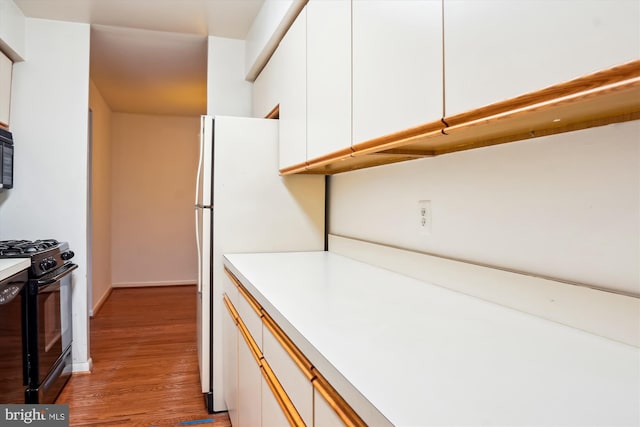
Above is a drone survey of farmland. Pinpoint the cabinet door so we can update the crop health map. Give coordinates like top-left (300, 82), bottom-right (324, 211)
top-left (238, 330), bottom-right (262, 427)
top-left (263, 326), bottom-right (313, 425)
top-left (237, 290), bottom-right (263, 352)
top-left (352, 0), bottom-right (443, 144)
top-left (261, 375), bottom-right (291, 427)
top-left (0, 50), bottom-right (12, 127)
top-left (314, 388), bottom-right (346, 427)
top-left (444, 0), bottom-right (640, 116)
top-left (253, 44), bottom-right (282, 119)
top-left (222, 297), bottom-right (239, 427)
top-left (306, 0), bottom-right (351, 161)
top-left (279, 7), bottom-right (307, 169)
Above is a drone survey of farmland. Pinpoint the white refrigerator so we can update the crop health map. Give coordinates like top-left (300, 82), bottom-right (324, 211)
top-left (194, 115), bottom-right (325, 413)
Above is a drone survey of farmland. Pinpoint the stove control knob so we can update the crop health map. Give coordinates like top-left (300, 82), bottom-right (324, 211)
top-left (61, 251), bottom-right (75, 261)
top-left (40, 258), bottom-right (57, 271)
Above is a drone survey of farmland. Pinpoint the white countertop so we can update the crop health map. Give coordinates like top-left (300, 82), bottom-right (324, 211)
top-left (0, 258), bottom-right (30, 281)
top-left (224, 251), bottom-right (639, 427)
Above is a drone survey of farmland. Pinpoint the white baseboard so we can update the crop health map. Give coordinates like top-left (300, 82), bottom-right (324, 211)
top-left (328, 234), bottom-right (640, 347)
top-left (72, 358), bottom-right (93, 373)
top-left (112, 280), bottom-right (197, 288)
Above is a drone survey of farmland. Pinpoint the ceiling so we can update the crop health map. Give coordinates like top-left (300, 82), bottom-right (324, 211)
top-left (13, 0), bottom-right (265, 116)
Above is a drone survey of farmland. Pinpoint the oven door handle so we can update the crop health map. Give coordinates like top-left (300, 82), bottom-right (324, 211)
top-left (35, 263), bottom-right (78, 287)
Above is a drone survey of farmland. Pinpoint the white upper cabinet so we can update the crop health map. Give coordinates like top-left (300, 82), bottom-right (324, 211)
top-left (0, 50), bottom-right (12, 128)
top-left (0, 0), bottom-right (26, 60)
top-left (252, 43), bottom-right (282, 119)
top-left (352, 0), bottom-right (443, 144)
top-left (278, 7), bottom-right (307, 169)
top-left (306, 0), bottom-right (352, 160)
top-left (444, 0), bottom-right (640, 116)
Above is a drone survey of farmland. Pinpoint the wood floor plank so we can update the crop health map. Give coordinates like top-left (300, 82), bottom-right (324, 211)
top-left (56, 286), bottom-right (231, 427)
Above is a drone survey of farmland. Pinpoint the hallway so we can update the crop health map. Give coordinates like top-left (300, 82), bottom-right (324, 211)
top-left (56, 286), bottom-right (230, 427)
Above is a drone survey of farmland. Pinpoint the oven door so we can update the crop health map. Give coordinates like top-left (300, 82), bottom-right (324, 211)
top-left (26, 263), bottom-right (77, 387)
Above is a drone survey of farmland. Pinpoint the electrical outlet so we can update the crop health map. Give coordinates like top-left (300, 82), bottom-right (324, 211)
top-left (418, 200), bottom-right (432, 235)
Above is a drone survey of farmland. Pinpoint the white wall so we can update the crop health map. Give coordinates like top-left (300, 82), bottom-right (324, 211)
top-left (330, 121), bottom-right (640, 296)
top-left (110, 113), bottom-right (199, 287)
top-left (0, 18), bottom-right (91, 371)
top-left (207, 36), bottom-right (252, 117)
top-left (89, 80), bottom-right (112, 314)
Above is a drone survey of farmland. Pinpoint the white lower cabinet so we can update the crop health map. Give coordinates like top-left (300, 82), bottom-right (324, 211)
top-left (222, 299), bottom-right (239, 427)
top-left (263, 326), bottom-right (313, 425)
top-left (224, 268), bottom-right (365, 427)
top-left (222, 277), bottom-right (239, 427)
top-left (236, 289), bottom-right (263, 352)
top-left (261, 375), bottom-right (290, 427)
top-left (237, 332), bottom-right (262, 427)
top-left (314, 388), bottom-right (345, 427)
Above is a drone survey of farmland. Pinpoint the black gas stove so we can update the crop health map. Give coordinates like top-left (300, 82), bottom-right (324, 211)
top-left (0, 239), bottom-right (75, 278)
top-left (0, 238), bottom-right (76, 404)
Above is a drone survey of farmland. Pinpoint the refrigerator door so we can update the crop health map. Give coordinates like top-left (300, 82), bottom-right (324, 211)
top-left (196, 116), bottom-right (214, 403)
top-left (196, 206), bottom-right (212, 396)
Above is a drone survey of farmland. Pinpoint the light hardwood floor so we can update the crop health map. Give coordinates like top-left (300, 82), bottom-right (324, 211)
top-left (56, 286), bottom-right (231, 427)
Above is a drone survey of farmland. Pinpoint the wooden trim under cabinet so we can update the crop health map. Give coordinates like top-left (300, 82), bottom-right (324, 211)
top-left (265, 104), bottom-right (280, 119)
top-left (280, 59), bottom-right (640, 175)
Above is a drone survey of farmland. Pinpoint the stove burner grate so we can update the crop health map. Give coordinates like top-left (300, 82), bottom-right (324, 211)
top-left (0, 239), bottom-right (61, 256)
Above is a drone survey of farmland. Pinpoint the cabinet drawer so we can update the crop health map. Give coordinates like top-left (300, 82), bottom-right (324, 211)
top-left (237, 289), bottom-right (263, 352)
top-left (263, 324), bottom-right (313, 426)
top-left (222, 272), bottom-right (238, 307)
top-left (261, 375), bottom-right (291, 427)
top-left (314, 387), bottom-right (346, 427)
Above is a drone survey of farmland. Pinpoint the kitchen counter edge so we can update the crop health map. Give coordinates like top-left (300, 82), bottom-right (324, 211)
top-left (0, 258), bottom-right (30, 281)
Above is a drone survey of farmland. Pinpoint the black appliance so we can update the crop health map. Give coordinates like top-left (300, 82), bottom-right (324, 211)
top-left (0, 128), bottom-right (14, 191)
top-left (0, 239), bottom-right (76, 404)
top-left (0, 268), bottom-right (28, 403)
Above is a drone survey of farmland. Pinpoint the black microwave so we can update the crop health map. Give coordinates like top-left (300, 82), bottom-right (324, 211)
top-left (0, 128), bottom-right (13, 191)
